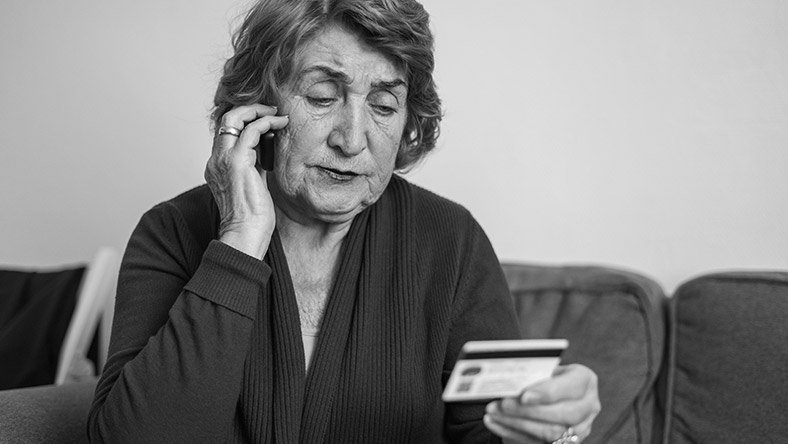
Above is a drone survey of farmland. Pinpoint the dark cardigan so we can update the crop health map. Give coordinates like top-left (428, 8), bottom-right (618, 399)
top-left (88, 176), bottom-right (521, 443)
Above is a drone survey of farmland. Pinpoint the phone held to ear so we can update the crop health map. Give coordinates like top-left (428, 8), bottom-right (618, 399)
top-left (255, 132), bottom-right (275, 171)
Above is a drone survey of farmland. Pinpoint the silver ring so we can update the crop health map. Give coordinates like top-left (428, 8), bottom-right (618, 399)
top-left (217, 125), bottom-right (242, 137)
top-left (551, 427), bottom-right (579, 444)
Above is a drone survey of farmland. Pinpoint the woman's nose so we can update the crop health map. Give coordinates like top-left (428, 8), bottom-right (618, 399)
top-left (328, 102), bottom-right (367, 156)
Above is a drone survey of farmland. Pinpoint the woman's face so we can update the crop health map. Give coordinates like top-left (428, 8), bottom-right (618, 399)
top-left (269, 24), bottom-right (408, 225)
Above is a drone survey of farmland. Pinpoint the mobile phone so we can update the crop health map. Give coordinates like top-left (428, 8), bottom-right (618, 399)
top-left (442, 339), bottom-right (568, 402)
top-left (255, 132), bottom-right (275, 171)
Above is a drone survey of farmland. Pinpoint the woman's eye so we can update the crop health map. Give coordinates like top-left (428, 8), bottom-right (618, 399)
top-left (306, 96), bottom-right (336, 107)
top-left (371, 104), bottom-right (396, 116)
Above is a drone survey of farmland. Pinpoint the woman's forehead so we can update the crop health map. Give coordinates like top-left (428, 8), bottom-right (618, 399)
top-left (292, 25), bottom-right (407, 89)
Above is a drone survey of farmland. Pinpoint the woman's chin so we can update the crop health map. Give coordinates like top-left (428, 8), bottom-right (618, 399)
top-left (305, 196), bottom-right (368, 224)
top-left (272, 170), bottom-right (389, 226)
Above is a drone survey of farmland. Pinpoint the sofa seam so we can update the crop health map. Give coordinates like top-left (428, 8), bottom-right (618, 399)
top-left (661, 292), bottom-right (679, 444)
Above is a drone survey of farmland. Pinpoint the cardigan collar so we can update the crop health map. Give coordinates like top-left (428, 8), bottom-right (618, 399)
top-left (264, 203), bottom-right (371, 443)
top-left (257, 176), bottom-right (413, 443)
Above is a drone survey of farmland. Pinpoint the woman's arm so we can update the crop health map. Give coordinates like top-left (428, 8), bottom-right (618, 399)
top-left (87, 202), bottom-right (269, 443)
top-left (89, 104), bottom-right (286, 442)
top-left (442, 221), bottom-right (522, 444)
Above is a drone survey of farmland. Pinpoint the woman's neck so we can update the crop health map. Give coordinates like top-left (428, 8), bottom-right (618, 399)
top-left (274, 205), bottom-right (352, 256)
top-left (274, 205), bottom-right (349, 332)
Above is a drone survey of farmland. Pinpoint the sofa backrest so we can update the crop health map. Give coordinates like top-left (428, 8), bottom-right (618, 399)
top-left (501, 263), bottom-right (667, 444)
top-left (663, 271), bottom-right (788, 443)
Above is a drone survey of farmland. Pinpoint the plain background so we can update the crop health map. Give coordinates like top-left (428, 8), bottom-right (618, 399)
top-left (1, 0), bottom-right (786, 293)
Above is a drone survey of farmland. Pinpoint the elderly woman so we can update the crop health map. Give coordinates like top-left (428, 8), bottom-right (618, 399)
top-left (88, 0), bottom-right (599, 442)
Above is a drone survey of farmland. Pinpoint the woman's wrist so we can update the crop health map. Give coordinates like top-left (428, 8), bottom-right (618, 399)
top-left (218, 224), bottom-right (273, 260)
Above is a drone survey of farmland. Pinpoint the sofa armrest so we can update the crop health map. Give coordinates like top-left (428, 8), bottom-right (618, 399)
top-left (0, 380), bottom-right (96, 443)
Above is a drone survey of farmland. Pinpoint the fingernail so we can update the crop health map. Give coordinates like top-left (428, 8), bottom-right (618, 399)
top-left (520, 390), bottom-right (544, 404)
top-left (484, 412), bottom-right (502, 424)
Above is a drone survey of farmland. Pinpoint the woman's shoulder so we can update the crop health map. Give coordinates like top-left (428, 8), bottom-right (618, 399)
top-left (161, 184), bottom-right (216, 215)
top-left (137, 184), bottom-right (219, 251)
top-left (384, 176), bottom-right (485, 257)
top-left (384, 176), bottom-right (502, 289)
top-left (387, 175), bottom-right (477, 228)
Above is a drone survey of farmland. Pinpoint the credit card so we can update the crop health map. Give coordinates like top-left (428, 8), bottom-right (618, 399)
top-left (442, 339), bottom-right (568, 402)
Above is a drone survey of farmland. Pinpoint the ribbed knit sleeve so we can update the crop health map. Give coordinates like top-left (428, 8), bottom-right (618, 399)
top-left (87, 199), bottom-right (270, 443)
top-left (443, 217), bottom-right (522, 443)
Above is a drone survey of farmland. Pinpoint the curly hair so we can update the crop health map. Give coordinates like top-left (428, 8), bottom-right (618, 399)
top-left (212, 0), bottom-right (442, 171)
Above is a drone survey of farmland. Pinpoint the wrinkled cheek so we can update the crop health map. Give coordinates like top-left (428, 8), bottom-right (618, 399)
top-left (274, 117), bottom-right (310, 175)
top-left (382, 135), bottom-right (402, 171)
top-left (366, 156), bottom-right (397, 203)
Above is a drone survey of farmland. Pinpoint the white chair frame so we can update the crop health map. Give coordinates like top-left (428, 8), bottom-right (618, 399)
top-left (55, 247), bottom-right (119, 385)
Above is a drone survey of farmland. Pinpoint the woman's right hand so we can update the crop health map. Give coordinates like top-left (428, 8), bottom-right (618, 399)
top-left (204, 104), bottom-right (289, 260)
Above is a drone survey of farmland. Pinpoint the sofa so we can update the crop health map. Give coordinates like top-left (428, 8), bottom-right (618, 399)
top-left (1, 264), bottom-right (786, 443)
top-left (501, 264), bottom-right (788, 444)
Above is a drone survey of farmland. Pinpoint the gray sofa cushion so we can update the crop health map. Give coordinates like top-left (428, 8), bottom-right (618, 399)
top-left (0, 380), bottom-right (96, 443)
top-left (501, 263), bottom-right (667, 444)
top-left (664, 271), bottom-right (788, 443)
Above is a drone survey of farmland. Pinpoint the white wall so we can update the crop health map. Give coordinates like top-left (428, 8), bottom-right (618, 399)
top-left (2, 0), bottom-right (786, 292)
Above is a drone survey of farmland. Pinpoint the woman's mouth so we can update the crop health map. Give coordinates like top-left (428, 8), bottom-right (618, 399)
top-left (318, 166), bottom-right (358, 182)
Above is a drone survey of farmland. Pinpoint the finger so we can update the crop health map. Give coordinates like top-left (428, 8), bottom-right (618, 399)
top-left (489, 396), bottom-right (600, 442)
top-left (486, 412), bottom-right (575, 443)
top-left (571, 410), bottom-right (596, 441)
top-left (234, 115), bottom-right (290, 152)
top-left (518, 364), bottom-right (597, 405)
top-left (219, 104), bottom-right (278, 130)
top-left (488, 400), bottom-right (569, 439)
top-left (225, 115), bottom-right (289, 172)
top-left (483, 414), bottom-right (535, 443)
top-left (497, 386), bottom-right (599, 425)
top-left (214, 104), bottom-right (279, 153)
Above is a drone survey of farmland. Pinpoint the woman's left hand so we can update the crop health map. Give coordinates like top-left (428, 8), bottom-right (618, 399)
top-left (484, 364), bottom-right (601, 443)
